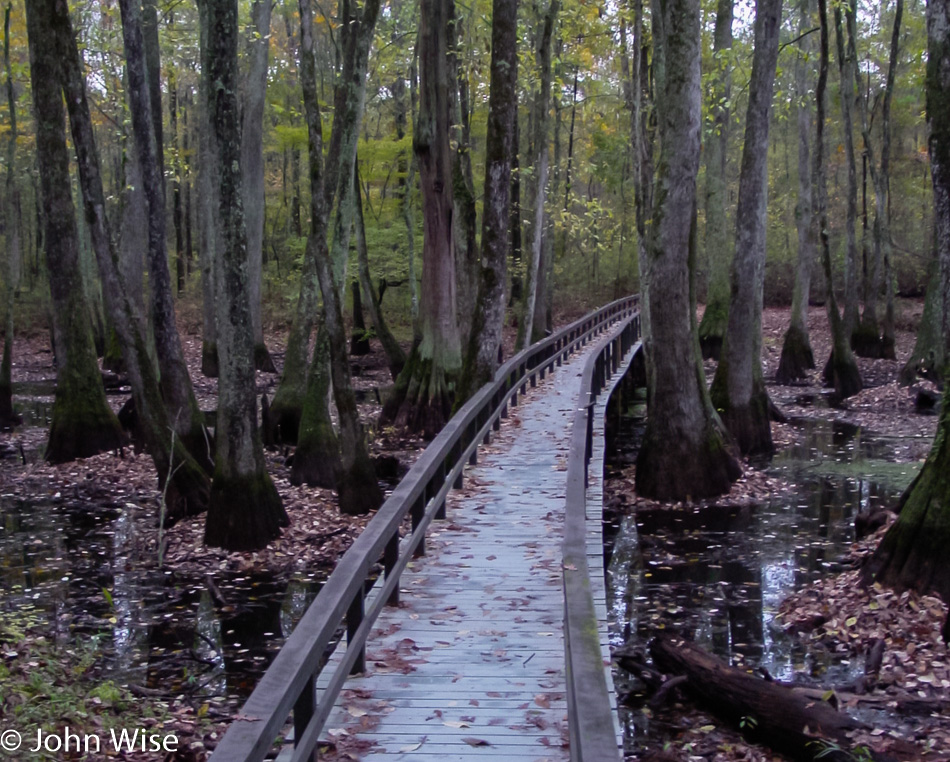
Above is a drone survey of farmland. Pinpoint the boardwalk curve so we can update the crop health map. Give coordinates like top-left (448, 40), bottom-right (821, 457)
top-left (210, 298), bottom-right (639, 762)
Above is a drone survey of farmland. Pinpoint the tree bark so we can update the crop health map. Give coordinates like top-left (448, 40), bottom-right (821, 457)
top-left (381, 0), bottom-right (462, 438)
top-left (697, 0), bottom-right (733, 361)
top-left (26, 0), bottom-right (125, 464)
top-left (635, 0), bottom-right (741, 501)
top-left (709, 0), bottom-right (782, 456)
top-left (816, 0), bottom-right (862, 400)
top-left (197, 0), bottom-right (219, 378)
top-left (833, 3), bottom-right (861, 338)
top-left (1, 1), bottom-right (19, 427)
top-left (457, 0), bottom-right (518, 405)
top-left (242, 0), bottom-right (276, 372)
top-left (119, 0), bottom-right (209, 458)
top-left (200, 0), bottom-right (288, 550)
top-left (517, 0), bottom-right (559, 350)
top-left (55, 0), bottom-right (211, 521)
top-left (865, 0), bottom-right (950, 606)
top-left (777, 0), bottom-right (818, 384)
top-left (298, 0), bottom-right (382, 514)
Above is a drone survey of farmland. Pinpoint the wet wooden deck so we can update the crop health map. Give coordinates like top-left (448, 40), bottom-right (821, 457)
top-left (292, 340), bottom-right (619, 761)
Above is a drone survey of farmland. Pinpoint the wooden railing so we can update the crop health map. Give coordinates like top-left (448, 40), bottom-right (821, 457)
top-left (209, 295), bottom-right (639, 762)
top-left (562, 305), bottom-right (641, 762)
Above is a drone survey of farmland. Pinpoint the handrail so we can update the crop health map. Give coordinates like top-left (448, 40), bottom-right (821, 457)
top-left (209, 295), bottom-right (639, 762)
top-left (562, 306), bottom-right (641, 762)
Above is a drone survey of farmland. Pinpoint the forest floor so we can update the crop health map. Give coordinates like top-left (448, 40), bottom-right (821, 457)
top-left (1, 299), bottom-right (947, 761)
top-left (607, 301), bottom-right (950, 762)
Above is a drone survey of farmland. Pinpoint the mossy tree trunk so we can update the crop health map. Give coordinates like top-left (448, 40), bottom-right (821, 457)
top-left (119, 0), bottom-right (209, 464)
top-left (1, 2), bottom-right (19, 428)
top-left (381, 0), bottom-right (462, 438)
top-left (26, 0), bottom-right (125, 463)
top-left (867, 0), bottom-right (950, 605)
top-left (298, 0), bottom-right (382, 515)
top-left (291, 324), bottom-right (341, 488)
top-left (55, 0), bottom-right (211, 521)
top-left (457, 0), bottom-right (517, 406)
top-left (201, 0), bottom-right (288, 551)
top-left (697, 0), bottom-right (733, 361)
top-left (816, 0), bottom-right (862, 401)
top-left (710, 0), bottom-right (782, 457)
top-left (242, 0), bottom-right (276, 373)
top-left (635, 0), bottom-right (741, 502)
top-left (777, 0), bottom-right (817, 384)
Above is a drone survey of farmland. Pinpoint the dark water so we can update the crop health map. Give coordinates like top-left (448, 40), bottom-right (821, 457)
top-left (0, 495), bottom-right (322, 704)
top-left (604, 403), bottom-right (923, 752)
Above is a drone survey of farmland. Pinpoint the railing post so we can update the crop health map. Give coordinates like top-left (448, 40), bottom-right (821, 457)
top-left (411, 497), bottom-right (425, 557)
top-left (435, 464), bottom-right (447, 519)
top-left (347, 587), bottom-right (366, 674)
top-left (385, 533), bottom-right (400, 606)
top-left (293, 675), bottom-right (316, 759)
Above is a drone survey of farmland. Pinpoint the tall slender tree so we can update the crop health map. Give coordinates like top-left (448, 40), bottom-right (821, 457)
top-left (777, 0), bottom-right (818, 384)
top-left (1, 1), bottom-right (19, 427)
top-left (817, 0), bottom-right (862, 399)
top-left (518, 0), bottom-right (559, 349)
top-left (709, 0), bottom-right (783, 456)
top-left (26, 0), bottom-right (125, 464)
top-left (635, 0), bottom-right (741, 501)
top-left (381, 0), bottom-right (462, 437)
top-left (242, 0), bottom-right (276, 372)
top-left (457, 0), bottom-right (518, 403)
top-left (697, 0), bottom-right (734, 360)
top-left (297, 0), bottom-right (382, 514)
top-left (200, 0), bottom-right (288, 550)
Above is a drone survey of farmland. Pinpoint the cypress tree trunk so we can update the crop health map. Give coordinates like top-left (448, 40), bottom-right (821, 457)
top-left (449, 9), bottom-right (479, 349)
top-left (817, 0), bottom-right (862, 400)
top-left (710, 0), bottom-right (782, 457)
top-left (201, 0), bottom-right (288, 551)
top-left (1, 2), bottom-right (19, 427)
top-left (26, 0), bottom-right (125, 463)
top-left (291, 324), bottom-right (341, 488)
top-left (298, 0), bottom-right (382, 515)
top-left (517, 0), bottom-right (559, 350)
top-left (833, 3), bottom-right (861, 339)
top-left (635, 0), bottom-right (741, 501)
top-left (242, 0), bottom-right (276, 372)
top-left (777, 0), bottom-right (818, 384)
top-left (55, 0), bottom-right (211, 521)
top-left (119, 0), bottom-right (209, 461)
top-left (381, 0), bottom-right (463, 438)
top-left (697, 0), bottom-right (733, 361)
top-left (457, 0), bottom-right (518, 405)
top-left (197, 0), bottom-right (219, 378)
top-left (866, 0), bottom-right (950, 597)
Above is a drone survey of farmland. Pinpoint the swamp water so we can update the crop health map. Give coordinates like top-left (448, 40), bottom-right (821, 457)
top-left (605, 404), bottom-right (927, 753)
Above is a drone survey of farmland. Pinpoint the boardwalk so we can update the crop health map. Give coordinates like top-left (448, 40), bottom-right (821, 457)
top-left (308, 339), bottom-right (615, 761)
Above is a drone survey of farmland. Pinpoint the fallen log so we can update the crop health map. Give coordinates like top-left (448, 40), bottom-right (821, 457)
top-left (649, 635), bottom-right (899, 762)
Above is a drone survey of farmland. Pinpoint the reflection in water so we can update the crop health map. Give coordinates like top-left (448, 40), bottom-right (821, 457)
top-left (605, 412), bottom-right (907, 753)
top-left (0, 496), bottom-right (322, 705)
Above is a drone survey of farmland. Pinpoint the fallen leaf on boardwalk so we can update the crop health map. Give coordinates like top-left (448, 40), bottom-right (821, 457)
top-left (443, 720), bottom-right (471, 728)
top-left (534, 694), bottom-right (551, 708)
top-left (399, 740), bottom-right (425, 752)
top-left (462, 737), bottom-right (492, 747)
top-left (346, 706), bottom-right (368, 718)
